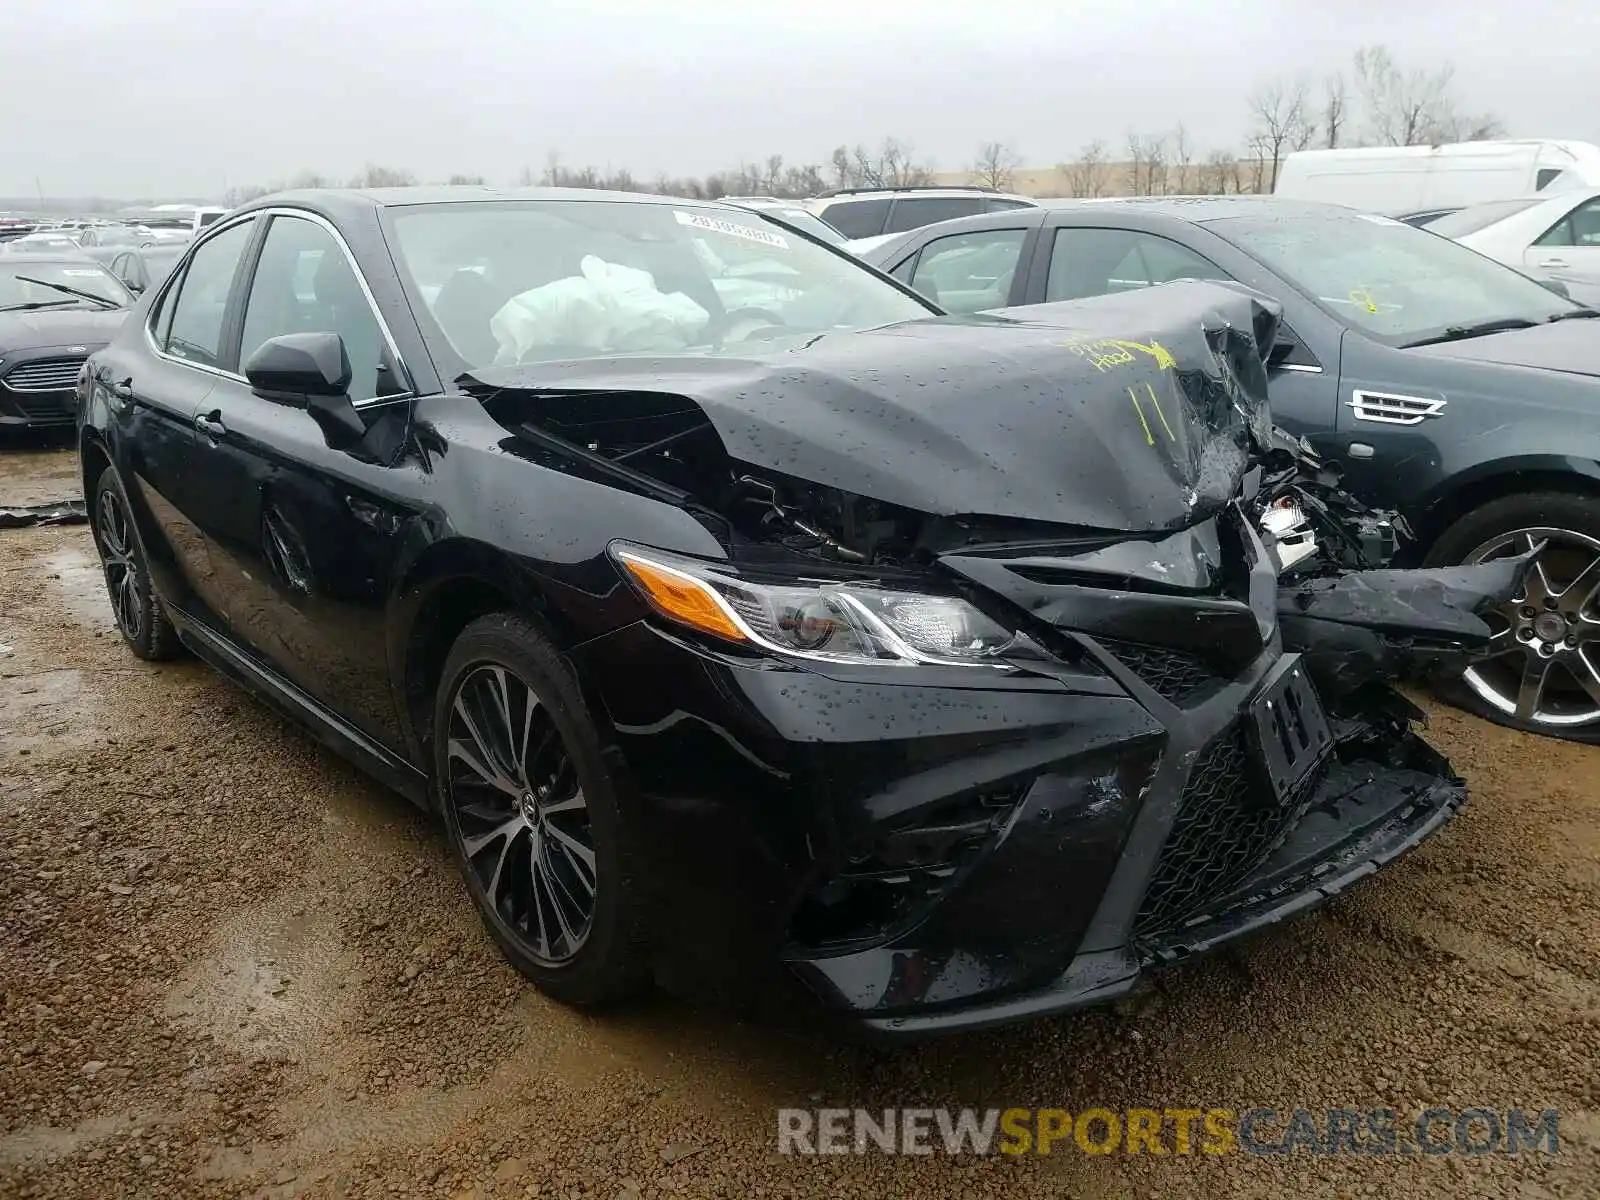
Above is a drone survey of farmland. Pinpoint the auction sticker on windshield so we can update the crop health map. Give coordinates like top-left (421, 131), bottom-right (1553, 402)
top-left (675, 210), bottom-right (789, 249)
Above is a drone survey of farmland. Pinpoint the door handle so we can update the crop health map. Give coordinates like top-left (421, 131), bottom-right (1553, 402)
top-left (1538, 257), bottom-right (1570, 268)
top-left (110, 377), bottom-right (134, 400)
top-left (195, 409), bottom-right (227, 439)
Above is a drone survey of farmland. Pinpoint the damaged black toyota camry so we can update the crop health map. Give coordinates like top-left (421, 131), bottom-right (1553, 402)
top-left (77, 189), bottom-right (1523, 1036)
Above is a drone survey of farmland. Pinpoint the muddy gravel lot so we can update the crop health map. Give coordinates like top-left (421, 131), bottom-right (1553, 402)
top-left (2, 444), bottom-right (1598, 1200)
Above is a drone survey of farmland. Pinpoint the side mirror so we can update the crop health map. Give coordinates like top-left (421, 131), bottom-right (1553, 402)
top-left (244, 331), bottom-right (352, 397)
top-left (1536, 276), bottom-right (1571, 299)
top-left (243, 331), bottom-right (367, 448)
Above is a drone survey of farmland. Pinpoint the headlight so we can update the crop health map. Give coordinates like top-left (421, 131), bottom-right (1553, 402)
top-left (612, 545), bottom-right (1044, 669)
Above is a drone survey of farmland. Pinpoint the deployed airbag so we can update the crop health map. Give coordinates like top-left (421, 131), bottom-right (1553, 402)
top-left (491, 256), bottom-right (710, 363)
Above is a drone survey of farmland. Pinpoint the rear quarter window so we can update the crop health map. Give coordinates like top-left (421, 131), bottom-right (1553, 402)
top-left (821, 199), bottom-right (891, 239)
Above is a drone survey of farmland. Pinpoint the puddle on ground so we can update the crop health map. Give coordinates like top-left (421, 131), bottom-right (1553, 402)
top-left (43, 547), bottom-right (115, 630)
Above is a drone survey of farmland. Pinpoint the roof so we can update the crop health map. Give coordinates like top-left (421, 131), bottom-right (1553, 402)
top-left (1035, 194), bottom-right (1359, 221)
top-left (234, 186), bottom-right (732, 222)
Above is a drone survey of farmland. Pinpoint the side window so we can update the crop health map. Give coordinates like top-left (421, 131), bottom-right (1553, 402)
top-left (909, 229), bottom-right (1027, 313)
top-left (1535, 168), bottom-right (1566, 191)
top-left (1046, 228), bottom-right (1229, 302)
top-left (821, 199), bottom-right (891, 239)
top-left (884, 196), bottom-right (985, 234)
top-left (986, 198), bottom-right (1033, 212)
top-left (1536, 217), bottom-right (1576, 247)
top-left (162, 219), bottom-right (255, 368)
top-left (1567, 198), bottom-right (1600, 246)
top-left (240, 215), bottom-right (394, 403)
top-left (890, 253), bottom-right (918, 285)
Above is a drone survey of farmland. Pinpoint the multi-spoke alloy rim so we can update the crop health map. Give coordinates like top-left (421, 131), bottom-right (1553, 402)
top-left (1463, 527), bottom-right (1600, 728)
top-left (445, 664), bottom-right (597, 964)
top-left (96, 488), bottom-right (144, 642)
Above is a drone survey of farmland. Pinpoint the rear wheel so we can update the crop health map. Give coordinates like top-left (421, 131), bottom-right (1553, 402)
top-left (91, 469), bottom-right (178, 661)
top-left (1426, 491), bottom-right (1600, 741)
top-left (433, 613), bottom-right (651, 1006)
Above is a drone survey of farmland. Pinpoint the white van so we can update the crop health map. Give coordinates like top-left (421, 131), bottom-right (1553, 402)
top-left (1273, 140), bottom-right (1600, 217)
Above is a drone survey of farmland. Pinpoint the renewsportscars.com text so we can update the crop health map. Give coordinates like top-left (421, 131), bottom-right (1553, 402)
top-left (776, 1106), bottom-right (1561, 1157)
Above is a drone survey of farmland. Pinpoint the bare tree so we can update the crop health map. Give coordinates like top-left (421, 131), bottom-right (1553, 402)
top-left (348, 164), bottom-right (417, 189)
top-left (1204, 150), bottom-right (1243, 194)
top-left (1169, 123), bottom-right (1195, 194)
top-left (1352, 45), bottom-right (1504, 146)
top-left (1247, 76), bottom-right (1314, 191)
top-left (1126, 131), bottom-right (1168, 196)
top-left (971, 141), bottom-right (1021, 191)
top-left (1062, 140), bottom-right (1111, 198)
top-left (1322, 74), bottom-right (1350, 149)
top-left (828, 146), bottom-right (852, 189)
top-left (848, 138), bottom-right (933, 189)
top-left (445, 173), bottom-right (485, 186)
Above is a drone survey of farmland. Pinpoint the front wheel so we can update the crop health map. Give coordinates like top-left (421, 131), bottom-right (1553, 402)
top-left (433, 613), bottom-right (651, 1006)
top-left (1426, 491), bottom-right (1600, 741)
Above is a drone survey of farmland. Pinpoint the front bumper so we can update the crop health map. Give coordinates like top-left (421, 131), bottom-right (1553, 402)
top-left (0, 347), bottom-right (95, 429)
top-left (572, 606), bottom-right (1464, 1036)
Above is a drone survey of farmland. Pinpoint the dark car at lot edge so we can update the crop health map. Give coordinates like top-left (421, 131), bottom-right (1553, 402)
top-left (0, 254), bottom-right (134, 430)
top-left (76, 188), bottom-right (1510, 1036)
top-left (858, 195), bottom-right (1600, 742)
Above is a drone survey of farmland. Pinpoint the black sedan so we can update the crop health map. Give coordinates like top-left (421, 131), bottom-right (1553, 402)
top-left (77, 188), bottom-right (1507, 1035)
top-left (0, 255), bottom-right (134, 430)
top-left (860, 196), bottom-right (1600, 742)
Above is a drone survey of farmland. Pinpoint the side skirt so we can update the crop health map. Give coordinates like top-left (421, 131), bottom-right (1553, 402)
top-left (169, 609), bottom-right (431, 809)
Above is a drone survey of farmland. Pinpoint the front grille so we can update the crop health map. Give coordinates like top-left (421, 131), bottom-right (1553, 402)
top-left (0, 387), bottom-right (74, 425)
top-left (1133, 724), bottom-right (1316, 939)
top-left (1101, 639), bottom-right (1218, 703)
top-left (4, 355), bottom-right (87, 392)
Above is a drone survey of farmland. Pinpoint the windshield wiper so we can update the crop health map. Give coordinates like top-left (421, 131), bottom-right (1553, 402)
top-left (1549, 307), bottom-right (1600, 322)
top-left (0, 299), bottom-right (83, 312)
top-left (1402, 317), bottom-right (1539, 348)
top-left (11, 276), bottom-right (121, 310)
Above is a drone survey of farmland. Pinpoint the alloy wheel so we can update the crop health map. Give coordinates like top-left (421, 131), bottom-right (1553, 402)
top-left (443, 664), bottom-right (597, 965)
top-left (1461, 527), bottom-right (1600, 729)
top-left (95, 487), bottom-right (144, 643)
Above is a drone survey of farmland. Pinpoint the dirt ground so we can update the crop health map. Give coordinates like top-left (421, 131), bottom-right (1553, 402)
top-left (2, 444), bottom-right (1598, 1200)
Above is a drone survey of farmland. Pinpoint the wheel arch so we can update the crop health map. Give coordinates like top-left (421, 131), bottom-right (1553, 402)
top-left (79, 428), bottom-right (113, 504)
top-left (1408, 455), bottom-right (1600, 561)
top-left (389, 538), bottom-right (584, 777)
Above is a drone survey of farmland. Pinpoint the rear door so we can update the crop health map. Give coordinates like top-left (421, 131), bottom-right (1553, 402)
top-left (883, 196), bottom-right (987, 235)
top-left (98, 216), bottom-right (259, 627)
top-left (1523, 196), bottom-right (1600, 287)
top-left (182, 210), bottom-right (418, 749)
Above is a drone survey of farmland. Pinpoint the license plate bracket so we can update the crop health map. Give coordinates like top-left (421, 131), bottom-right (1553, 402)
top-left (1246, 654), bottom-right (1333, 806)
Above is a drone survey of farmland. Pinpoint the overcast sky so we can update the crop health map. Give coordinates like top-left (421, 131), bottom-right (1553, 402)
top-left (4, 0), bottom-right (1596, 198)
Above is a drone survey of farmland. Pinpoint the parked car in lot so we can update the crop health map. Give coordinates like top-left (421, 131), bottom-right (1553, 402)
top-left (719, 196), bottom-right (849, 247)
top-left (806, 185), bottom-right (1037, 240)
top-left (0, 254), bottom-right (133, 429)
top-left (103, 244), bottom-right (187, 295)
top-left (1425, 189), bottom-right (1600, 293)
top-left (858, 196), bottom-right (1600, 741)
top-left (78, 188), bottom-right (1519, 1034)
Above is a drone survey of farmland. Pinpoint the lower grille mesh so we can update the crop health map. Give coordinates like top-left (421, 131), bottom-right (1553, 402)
top-left (1101, 639), bottom-right (1218, 703)
top-left (1134, 724), bottom-right (1316, 939)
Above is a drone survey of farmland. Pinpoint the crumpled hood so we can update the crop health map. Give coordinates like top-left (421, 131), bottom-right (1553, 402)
top-left (468, 281), bottom-right (1281, 534)
top-left (0, 306), bottom-right (126, 351)
top-left (1408, 318), bottom-right (1600, 379)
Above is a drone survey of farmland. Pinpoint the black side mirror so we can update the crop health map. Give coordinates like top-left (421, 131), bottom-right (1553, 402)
top-left (244, 331), bottom-right (352, 397)
top-left (244, 332), bottom-right (366, 448)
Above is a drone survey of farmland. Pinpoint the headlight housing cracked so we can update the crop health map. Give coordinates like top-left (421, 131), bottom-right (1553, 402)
top-left (612, 544), bottom-right (1045, 669)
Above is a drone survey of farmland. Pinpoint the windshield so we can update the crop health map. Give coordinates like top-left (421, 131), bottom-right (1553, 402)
top-left (1212, 211), bottom-right (1576, 346)
top-left (386, 200), bottom-right (931, 370)
top-left (0, 261), bottom-right (131, 308)
top-left (1425, 198), bottom-right (1546, 238)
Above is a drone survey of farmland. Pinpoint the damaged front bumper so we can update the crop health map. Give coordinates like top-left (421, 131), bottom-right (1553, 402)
top-left (569, 509), bottom-right (1509, 1038)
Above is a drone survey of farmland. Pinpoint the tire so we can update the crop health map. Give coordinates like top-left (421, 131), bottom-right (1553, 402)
top-left (1424, 490), bottom-right (1600, 743)
top-left (433, 613), bottom-right (651, 1006)
top-left (91, 468), bottom-right (179, 661)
